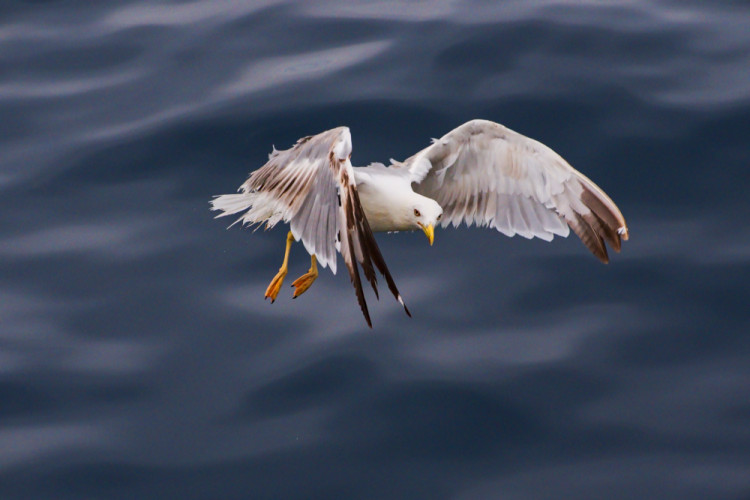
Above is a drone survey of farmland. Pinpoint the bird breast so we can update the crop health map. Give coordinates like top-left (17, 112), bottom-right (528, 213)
top-left (355, 173), bottom-right (416, 233)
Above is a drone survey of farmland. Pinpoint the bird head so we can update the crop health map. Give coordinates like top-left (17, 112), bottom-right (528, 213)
top-left (411, 199), bottom-right (443, 245)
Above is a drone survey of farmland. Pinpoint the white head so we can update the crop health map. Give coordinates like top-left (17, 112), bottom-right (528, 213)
top-left (409, 196), bottom-right (443, 245)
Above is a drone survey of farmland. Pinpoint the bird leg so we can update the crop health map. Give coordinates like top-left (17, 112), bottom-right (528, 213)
top-left (291, 255), bottom-right (318, 299)
top-left (265, 231), bottom-right (295, 303)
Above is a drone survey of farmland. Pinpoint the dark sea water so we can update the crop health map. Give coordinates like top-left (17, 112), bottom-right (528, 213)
top-left (2, 1), bottom-right (750, 498)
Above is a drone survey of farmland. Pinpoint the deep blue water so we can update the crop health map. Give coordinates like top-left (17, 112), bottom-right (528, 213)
top-left (2, 1), bottom-right (750, 498)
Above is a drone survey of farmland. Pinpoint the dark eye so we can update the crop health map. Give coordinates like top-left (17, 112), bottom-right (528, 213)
top-left (414, 209), bottom-right (421, 217)
top-left (437, 214), bottom-right (442, 221)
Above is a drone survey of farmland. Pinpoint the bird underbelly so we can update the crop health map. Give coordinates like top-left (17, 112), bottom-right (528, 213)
top-left (361, 202), bottom-right (409, 232)
top-left (358, 185), bottom-right (412, 232)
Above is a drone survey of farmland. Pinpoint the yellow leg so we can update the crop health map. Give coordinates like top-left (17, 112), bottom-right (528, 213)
top-left (265, 231), bottom-right (295, 303)
top-left (291, 255), bottom-right (318, 299)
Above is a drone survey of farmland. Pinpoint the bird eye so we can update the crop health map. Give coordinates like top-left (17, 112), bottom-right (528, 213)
top-left (414, 209), bottom-right (421, 217)
top-left (437, 214), bottom-right (442, 221)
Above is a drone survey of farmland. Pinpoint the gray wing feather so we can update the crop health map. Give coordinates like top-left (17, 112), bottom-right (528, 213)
top-left (401, 119), bottom-right (629, 262)
top-left (211, 128), bottom-right (348, 273)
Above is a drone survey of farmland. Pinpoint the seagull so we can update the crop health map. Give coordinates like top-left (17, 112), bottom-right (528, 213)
top-left (211, 119), bottom-right (628, 327)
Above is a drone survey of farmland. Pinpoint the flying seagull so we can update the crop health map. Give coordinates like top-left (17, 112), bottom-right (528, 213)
top-left (211, 119), bottom-right (628, 327)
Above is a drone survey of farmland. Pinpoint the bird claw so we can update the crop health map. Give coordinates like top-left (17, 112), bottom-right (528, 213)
top-left (264, 268), bottom-right (287, 303)
top-left (291, 270), bottom-right (318, 299)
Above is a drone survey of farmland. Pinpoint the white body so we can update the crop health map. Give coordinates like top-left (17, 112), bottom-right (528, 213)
top-left (354, 165), bottom-right (440, 232)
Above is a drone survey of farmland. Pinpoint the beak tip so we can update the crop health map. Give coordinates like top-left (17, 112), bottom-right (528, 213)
top-left (422, 224), bottom-right (435, 246)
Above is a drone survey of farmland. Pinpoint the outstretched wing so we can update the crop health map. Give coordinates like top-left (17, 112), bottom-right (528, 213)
top-left (399, 119), bottom-right (629, 262)
top-left (211, 127), bottom-right (409, 327)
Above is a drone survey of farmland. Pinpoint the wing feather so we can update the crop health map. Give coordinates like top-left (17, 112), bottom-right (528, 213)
top-left (401, 119), bottom-right (628, 262)
top-left (211, 127), bottom-right (408, 327)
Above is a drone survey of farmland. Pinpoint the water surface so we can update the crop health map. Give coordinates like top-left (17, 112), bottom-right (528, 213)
top-left (1, 1), bottom-right (749, 498)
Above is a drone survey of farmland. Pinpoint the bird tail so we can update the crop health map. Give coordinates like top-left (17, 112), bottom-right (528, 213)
top-left (211, 193), bottom-right (253, 216)
top-left (210, 193), bottom-right (255, 228)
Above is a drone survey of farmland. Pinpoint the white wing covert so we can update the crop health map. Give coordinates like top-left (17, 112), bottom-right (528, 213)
top-left (401, 119), bottom-right (629, 262)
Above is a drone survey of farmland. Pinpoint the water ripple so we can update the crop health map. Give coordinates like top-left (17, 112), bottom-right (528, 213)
top-left (218, 40), bottom-right (392, 99)
top-left (2, 1), bottom-right (750, 498)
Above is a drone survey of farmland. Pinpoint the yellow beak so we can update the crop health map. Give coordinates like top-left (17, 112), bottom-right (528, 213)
top-left (421, 224), bottom-right (435, 246)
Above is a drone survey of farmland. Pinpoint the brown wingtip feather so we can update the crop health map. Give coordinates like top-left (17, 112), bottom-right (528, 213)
top-left (336, 158), bottom-right (410, 328)
top-left (403, 300), bottom-right (412, 318)
top-left (569, 213), bottom-right (609, 264)
top-left (357, 200), bottom-right (412, 320)
top-left (568, 180), bottom-right (629, 263)
top-left (345, 229), bottom-right (373, 328)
